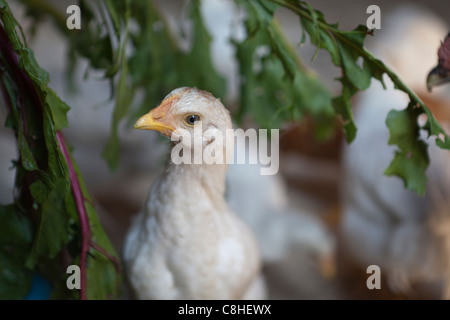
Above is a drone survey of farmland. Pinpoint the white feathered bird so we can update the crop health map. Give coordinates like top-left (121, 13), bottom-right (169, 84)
top-left (226, 155), bottom-right (336, 275)
top-left (123, 87), bottom-right (265, 300)
top-left (340, 6), bottom-right (450, 298)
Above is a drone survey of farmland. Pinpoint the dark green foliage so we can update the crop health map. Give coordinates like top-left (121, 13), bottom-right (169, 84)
top-left (385, 106), bottom-right (429, 195)
top-left (268, 0), bottom-right (450, 194)
top-left (0, 0), bottom-right (120, 299)
top-left (234, 0), bottom-right (334, 132)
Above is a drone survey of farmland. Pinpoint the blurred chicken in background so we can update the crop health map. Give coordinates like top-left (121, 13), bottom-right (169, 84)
top-left (227, 138), bottom-right (337, 299)
top-left (340, 6), bottom-right (450, 299)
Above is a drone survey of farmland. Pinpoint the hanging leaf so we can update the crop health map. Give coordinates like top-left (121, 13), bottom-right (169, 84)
top-left (385, 106), bottom-right (430, 195)
top-left (0, 1), bottom-right (121, 299)
top-left (263, 0), bottom-right (450, 193)
top-left (102, 25), bottom-right (132, 170)
top-left (234, 0), bottom-right (334, 134)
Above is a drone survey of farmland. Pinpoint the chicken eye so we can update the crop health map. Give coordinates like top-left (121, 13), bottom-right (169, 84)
top-left (184, 114), bottom-right (200, 126)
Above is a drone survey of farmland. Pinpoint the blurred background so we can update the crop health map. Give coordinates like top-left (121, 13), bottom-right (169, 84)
top-left (1, 0), bottom-right (450, 299)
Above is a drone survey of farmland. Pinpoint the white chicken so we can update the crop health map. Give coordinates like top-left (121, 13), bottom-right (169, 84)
top-left (340, 6), bottom-right (450, 298)
top-left (123, 87), bottom-right (265, 300)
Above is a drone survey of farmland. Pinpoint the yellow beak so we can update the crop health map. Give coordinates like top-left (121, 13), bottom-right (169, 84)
top-left (133, 110), bottom-right (175, 137)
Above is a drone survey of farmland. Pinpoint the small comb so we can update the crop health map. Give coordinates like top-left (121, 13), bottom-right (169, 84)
top-left (438, 33), bottom-right (450, 72)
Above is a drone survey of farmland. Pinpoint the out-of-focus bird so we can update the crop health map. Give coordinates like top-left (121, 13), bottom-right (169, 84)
top-left (226, 156), bottom-right (336, 278)
top-left (340, 6), bottom-right (450, 299)
top-left (123, 87), bottom-right (265, 300)
top-left (226, 161), bottom-right (337, 299)
top-left (427, 33), bottom-right (450, 91)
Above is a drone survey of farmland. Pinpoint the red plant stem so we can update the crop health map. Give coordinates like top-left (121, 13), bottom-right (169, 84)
top-left (56, 131), bottom-right (89, 300)
top-left (57, 131), bottom-right (122, 300)
top-left (91, 242), bottom-right (122, 274)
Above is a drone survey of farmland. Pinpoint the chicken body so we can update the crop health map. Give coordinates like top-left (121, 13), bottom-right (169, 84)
top-left (123, 87), bottom-right (264, 299)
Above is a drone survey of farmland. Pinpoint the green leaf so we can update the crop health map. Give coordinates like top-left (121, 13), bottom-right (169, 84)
top-left (85, 202), bottom-right (121, 299)
top-left (0, 205), bottom-right (33, 299)
top-left (102, 35), bottom-right (131, 170)
top-left (336, 40), bottom-right (371, 90)
top-left (292, 71), bottom-right (334, 117)
top-left (385, 106), bottom-right (429, 195)
top-left (0, 249), bottom-right (32, 299)
top-left (101, 129), bottom-right (120, 171)
top-left (43, 108), bottom-right (65, 180)
top-left (250, 0), bottom-right (279, 25)
top-left (332, 82), bottom-right (357, 142)
top-left (298, 10), bottom-right (339, 65)
top-left (101, 0), bottom-right (132, 170)
top-left (235, 0), bottom-right (335, 131)
top-left (0, 204), bottom-right (32, 246)
top-left (1, 72), bottom-right (20, 131)
top-left (104, 0), bottom-right (121, 35)
top-left (26, 178), bottom-right (70, 268)
top-left (29, 180), bottom-right (50, 205)
top-left (86, 248), bottom-right (119, 299)
top-left (45, 88), bottom-right (70, 130)
top-left (127, 0), bottom-right (180, 122)
top-left (18, 121), bottom-right (38, 171)
top-left (18, 48), bottom-right (49, 85)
